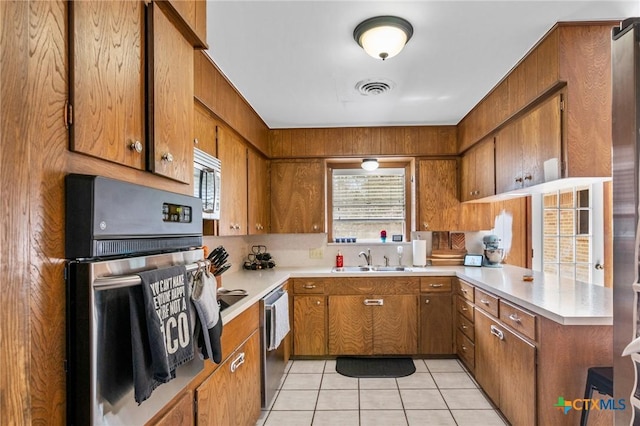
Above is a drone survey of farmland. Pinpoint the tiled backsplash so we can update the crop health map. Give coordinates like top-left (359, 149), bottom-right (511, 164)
top-left (203, 231), bottom-right (491, 273)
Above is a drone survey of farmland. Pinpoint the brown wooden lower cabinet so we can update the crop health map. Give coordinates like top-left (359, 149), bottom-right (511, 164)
top-left (149, 389), bottom-right (194, 426)
top-left (419, 293), bottom-right (454, 354)
top-left (196, 331), bottom-right (261, 426)
top-left (328, 294), bottom-right (418, 355)
top-left (475, 309), bottom-right (536, 426)
top-left (292, 295), bottom-right (327, 355)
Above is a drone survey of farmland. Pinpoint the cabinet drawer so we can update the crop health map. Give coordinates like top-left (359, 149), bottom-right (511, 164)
top-left (456, 328), bottom-right (475, 370)
top-left (457, 313), bottom-right (475, 341)
top-left (293, 279), bottom-right (325, 294)
top-left (499, 300), bottom-right (536, 341)
top-left (474, 288), bottom-right (499, 317)
top-left (456, 296), bottom-right (474, 322)
top-left (457, 279), bottom-right (475, 302)
top-left (421, 277), bottom-right (452, 293)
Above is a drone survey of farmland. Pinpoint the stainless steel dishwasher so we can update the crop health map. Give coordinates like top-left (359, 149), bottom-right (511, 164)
top-left (260, 285), bottom-right (289, 408)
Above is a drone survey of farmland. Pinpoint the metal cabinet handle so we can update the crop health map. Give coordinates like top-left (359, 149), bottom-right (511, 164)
top-left (303, 284), bottom-right (316, 289)
top-left (461, 345), bottom-right (468, 352)
top-left (460, 306), bottom-right (468, 311)
top-left (461, 324), bottom-right (467, 330)
top-left (315, 300), bottom-right (321, 306)
top-left (423, 222), bottom-right (429, 230)
top-left (230, 352), bottom-right (245, 373)
top-left (194, 138), bottom-right (199, 145)
top-left (461, 288), bottom-right (468, 294)
top-left (490, 325), bottom-right (504, 340)
top-left (364, 299), bottom-right (384, 306)
top-left (524, 173), bottom-right (532, 181)
top-left (130, 140), bottom-right (143, 153)
top-left (595, 263), bottom-right (604, 270)
top-left (480, 299), bottom-right (491, 305)
top-left (508, 313), bottom-right (522, 323)
top-left (162, 152), bottom-right (174, 163)
top-left (430, 283), bottom-right (444, 288)
top-left (515, 176), bottom-right (523, 183)
top-left (425, 299), bottom-right (430, 304)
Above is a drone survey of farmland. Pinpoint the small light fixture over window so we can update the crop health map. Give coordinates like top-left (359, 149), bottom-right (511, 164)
top-left (353, 16), bottom-right (413, 60)
top-left (361, 159), bottom-right (379, 171)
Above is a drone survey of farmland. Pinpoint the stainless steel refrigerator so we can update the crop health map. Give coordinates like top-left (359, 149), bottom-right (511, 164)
top-left (613, 17), bottom-right (640, 426)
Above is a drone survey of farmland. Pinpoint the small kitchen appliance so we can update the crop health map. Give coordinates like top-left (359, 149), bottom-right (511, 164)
top-left (482, 234), bottom-right (504, 267)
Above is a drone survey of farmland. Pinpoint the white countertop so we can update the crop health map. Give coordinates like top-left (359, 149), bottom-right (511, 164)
top-left (219, 264), bottom-right (612, 326)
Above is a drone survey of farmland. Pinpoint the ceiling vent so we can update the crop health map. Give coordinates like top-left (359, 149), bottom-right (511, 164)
top-left (355, 79), bottom-right (394, 96)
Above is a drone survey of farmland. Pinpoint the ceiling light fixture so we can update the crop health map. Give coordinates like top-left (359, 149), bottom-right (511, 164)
top-left (353, 16), bottom-right (413, 61)
top-left (361, 159), bottom-right (379, 171)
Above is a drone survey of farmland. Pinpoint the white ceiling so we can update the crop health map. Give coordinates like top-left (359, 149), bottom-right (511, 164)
top-left (206, 1), bottom-right (639, 129)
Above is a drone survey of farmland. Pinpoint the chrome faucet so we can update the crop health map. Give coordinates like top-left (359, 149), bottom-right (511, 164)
top-left (383, 255), bottom-right (390, 267)
top-left (359, 249), bottom-right (372, 266)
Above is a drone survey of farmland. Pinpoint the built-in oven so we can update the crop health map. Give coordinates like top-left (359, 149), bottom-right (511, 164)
top-left (260, 285), bottom-right (289, 408)
top-left (65, 174), bottom-right (206, 425)
top-left (193, 147), bottom-right (221, 220)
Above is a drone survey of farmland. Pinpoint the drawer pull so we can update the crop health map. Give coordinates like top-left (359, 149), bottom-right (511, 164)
top-left (490, 325), bottom-right (504, 340)
top-left (230, 352), bottom-right (245, 373)
top-left (480, 299), bottom-right (491, 305)
top-left (316, 300), bottom-right (321, 306)
top-left (364, 299), bottom-right (384, 306)
top-left (460, 306), bottom-right (468, 311)
top-left (425, 299), bottom-right (430, 304)
top-left (430, 283), bottom-right (444, 288)
top-left (461, 288), bottom-right (468, 293)
top-left (461, 345), bottom-right (467, 352)
top-left (461, 324), bottom-right (467, 330)
top-left (303, 284), bottom-right (316, 289)
top-left (508, 313), bottom-right (522, 323)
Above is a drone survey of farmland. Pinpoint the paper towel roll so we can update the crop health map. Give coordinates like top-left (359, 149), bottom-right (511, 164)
top-left (412, 240), bottom-right (427, 267)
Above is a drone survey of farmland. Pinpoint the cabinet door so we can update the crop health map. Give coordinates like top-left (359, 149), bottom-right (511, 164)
top-left (165, 0), bottom-right (207, 48)
top-left (417, 159), bottom-right (459, 231)
top-left (148, 390), bottom-right (193, 426)
top-left (293, 296), bottom-right (326, 356)
top-left (271, 160), bottom-right (325, 233)
top-left (474, 138), bottom-right (496, 198)
top-left (520, 94), bottom-right (562, 187)
top-left (500, 327), bottom-right (536, 426)
top-left (374, 295), bottom-right (418, 354)
top-left (196, 332), bottom-right (261, 426)
top-left (474, 310), bottom-right (502, 406)
top-left (247, 150), bottom-right (270, 234)
top-left (460, 150), bottom-right (476, 203)
top-left (420, 294), bottom-right (453, 355)
top-left (148, 4), bottom-right (193, 183)
top-left (217, 126), bottom-right (248, 236)
top-left (328, 296), bottom-right (371, 355)
top-left (193, 103), bottom-right (216, 155)
top-left (495, 122), bottom-right (523, 194)
top-left (70, 1), bottom-right (146, 170)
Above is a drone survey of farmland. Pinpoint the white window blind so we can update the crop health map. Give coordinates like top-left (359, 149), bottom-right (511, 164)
top-left (332, 168), bottom-right (406, 240)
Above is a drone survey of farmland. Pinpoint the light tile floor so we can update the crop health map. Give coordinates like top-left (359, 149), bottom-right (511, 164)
top-left (256, 359), bottom-right (508, 426)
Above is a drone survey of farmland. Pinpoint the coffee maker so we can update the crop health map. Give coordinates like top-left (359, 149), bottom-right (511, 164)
top-left (482, 234), bottom-right (504, 267)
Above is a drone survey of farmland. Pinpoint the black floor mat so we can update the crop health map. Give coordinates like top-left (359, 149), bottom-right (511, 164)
top-left (335, 357), bottom-right (416, 378)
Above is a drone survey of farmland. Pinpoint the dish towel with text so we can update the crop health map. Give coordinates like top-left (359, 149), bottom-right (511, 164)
top-left (268, 290), bottom-right (290, 351)
top-left (129, 265), bottom-right (194, 404)
top-left (190, 266), bottom-right (223, 363)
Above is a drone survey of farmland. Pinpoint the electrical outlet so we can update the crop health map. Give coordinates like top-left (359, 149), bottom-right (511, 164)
top-left (309, 248), bottom-right (324, 259)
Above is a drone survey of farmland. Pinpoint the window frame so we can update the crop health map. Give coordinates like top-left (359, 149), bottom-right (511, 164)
top-left (327, 160), bottom-right (412, 243)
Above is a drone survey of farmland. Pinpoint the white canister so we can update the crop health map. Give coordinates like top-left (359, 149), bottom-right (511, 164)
top-left (412, 240), bottom-right (427, 267)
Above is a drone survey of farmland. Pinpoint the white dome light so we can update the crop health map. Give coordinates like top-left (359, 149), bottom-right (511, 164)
top-left (361, 159), bottom-right (379, 171)
top-left (354, 16), bottom-right (413, 61)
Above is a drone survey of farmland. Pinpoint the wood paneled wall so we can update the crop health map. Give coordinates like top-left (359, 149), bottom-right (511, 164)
top-left (194, 51), bottom-right (270, 156)
top-left (270, 126), bottom-right (457, 158)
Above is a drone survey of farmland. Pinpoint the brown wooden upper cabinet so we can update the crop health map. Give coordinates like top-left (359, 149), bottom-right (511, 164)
top-left (193, 102), bottom-right (217, 156)
top-left (417, 159), bottom-right (459, 231)
top-left (495, 94), bottom-right (562, 194)
top-left (69, 1), bottom-right (146, 170)
top-left (271, 160), bottom-right (325, 233)
top-left (147, 3), bottom-right (194, 184)
top-left (247, 150), bottom-right (270, 234)
top-left (70, 2), bottom-right (195, 184)
top-left (460, 137), bottom-right (495, 202)
top-left (217, 125), bottom-right (248, 236)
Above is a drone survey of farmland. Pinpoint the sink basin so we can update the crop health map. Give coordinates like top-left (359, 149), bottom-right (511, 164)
top-left (218, 293), bottom-right (247, 311)
top-left (332, 266), bottom-right (412, 273)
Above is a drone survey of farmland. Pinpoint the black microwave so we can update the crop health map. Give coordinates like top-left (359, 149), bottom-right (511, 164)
top-left (193, 148), bottom-right (221, 220)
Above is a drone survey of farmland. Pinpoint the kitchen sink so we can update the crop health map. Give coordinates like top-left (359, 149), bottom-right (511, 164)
top-left (332, 266), bottom-right (412, 273)
top-left (218, 293), bottom-right (248, 311)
